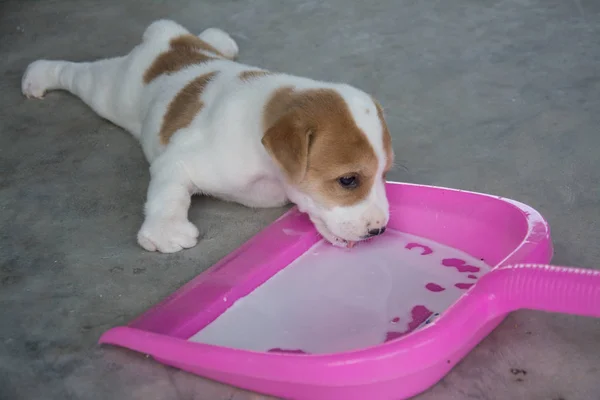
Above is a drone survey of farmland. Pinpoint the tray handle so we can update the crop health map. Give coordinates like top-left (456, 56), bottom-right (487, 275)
top-left (476, 264), bottom-right (600, 318)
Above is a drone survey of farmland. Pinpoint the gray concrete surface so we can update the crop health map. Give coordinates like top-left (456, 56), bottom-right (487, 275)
top-left (1, 0), bottom-right (599, 399)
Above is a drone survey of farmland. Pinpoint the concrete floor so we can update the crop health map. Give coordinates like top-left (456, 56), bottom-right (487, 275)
top-left (1, 0), bottom-right (599, 399)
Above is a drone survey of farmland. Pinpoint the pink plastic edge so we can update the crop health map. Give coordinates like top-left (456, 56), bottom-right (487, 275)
top-left (99, 182), bottom-right (553, 399)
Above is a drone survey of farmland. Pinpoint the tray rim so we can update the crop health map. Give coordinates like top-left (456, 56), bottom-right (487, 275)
top-left (99, 181), bottom-right (553, 388)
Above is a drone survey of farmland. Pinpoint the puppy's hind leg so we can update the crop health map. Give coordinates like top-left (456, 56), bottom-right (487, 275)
top-left (22, 55), bottom-right (143, 137)
top-left (197, 28), bottom-right (239, 60)
top-left (142, 19), bottom-right (239, 60)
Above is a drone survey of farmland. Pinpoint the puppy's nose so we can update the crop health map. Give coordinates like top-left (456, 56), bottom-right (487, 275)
top-left (368, 226), bottom-right (386, 236)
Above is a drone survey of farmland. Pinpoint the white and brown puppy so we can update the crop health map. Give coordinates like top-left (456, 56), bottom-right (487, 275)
top-left (22, 20), bottom-right (394, 253)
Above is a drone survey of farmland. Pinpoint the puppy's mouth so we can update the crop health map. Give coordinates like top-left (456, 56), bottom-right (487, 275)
top-left (308, 216), bottom-right (357, 248)
top-left (323, 227), bottom-right (372, 249)
top-left (341, 232), bottom-right (385, 249)
top-left (330, 235), bottom-right (360, 249)
top-left (307, 214), bottom-right (387, 249)
top-left (343, 227), bottom-right (388, 248)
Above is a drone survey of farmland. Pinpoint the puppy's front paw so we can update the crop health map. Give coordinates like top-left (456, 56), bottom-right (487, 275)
top-left (137, 218), bottom-right (199, 253)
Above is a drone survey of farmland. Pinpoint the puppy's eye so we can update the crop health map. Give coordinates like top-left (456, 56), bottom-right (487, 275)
top-left (338, 175), bottom-right (359, 189)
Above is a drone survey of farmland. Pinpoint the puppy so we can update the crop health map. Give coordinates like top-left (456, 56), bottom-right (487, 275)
top-left (22, 20), bottom-right (394, 253)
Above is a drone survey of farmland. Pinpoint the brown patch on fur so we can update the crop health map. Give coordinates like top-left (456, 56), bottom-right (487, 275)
top-left (262, 86), bottom-right (296, 129)
top-left (144, 35), bottom-right (226, 83)
top-left (238, 70), bottom-right (272, 81)
top-left (374, 100), bottom-right (394, 174)
top-left (159, 72), bottom-right (217, 145)
top-left (262, 88), bottom-right (379, 207)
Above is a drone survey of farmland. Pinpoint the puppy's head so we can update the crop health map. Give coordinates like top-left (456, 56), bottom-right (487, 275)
top-left (262, 85), bottom-right (394, 246)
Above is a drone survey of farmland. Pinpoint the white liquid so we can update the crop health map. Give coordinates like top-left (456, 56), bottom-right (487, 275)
top-left (189, 230), bottom-right (490, 354)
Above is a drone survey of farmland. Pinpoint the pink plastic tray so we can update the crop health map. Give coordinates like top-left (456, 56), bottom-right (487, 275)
top-left (99, 182), bottom-right (600, 400)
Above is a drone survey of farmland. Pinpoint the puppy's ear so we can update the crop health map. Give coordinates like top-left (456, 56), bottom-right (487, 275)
top-left (261, 112), bottom-right (313, 183)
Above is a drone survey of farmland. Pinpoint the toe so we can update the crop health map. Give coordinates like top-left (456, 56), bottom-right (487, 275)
top-left (137, 233), bottom-right (157, 252)
top-left (178, 234), bottom-right (198, 249)
top-left (158, 242), bottom-right (183, 253)
top-left (180, 221), bottom-right (200, 238)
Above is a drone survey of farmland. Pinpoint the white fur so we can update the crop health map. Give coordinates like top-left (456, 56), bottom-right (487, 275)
top-left (22, 20), bottom-right (390, 253)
